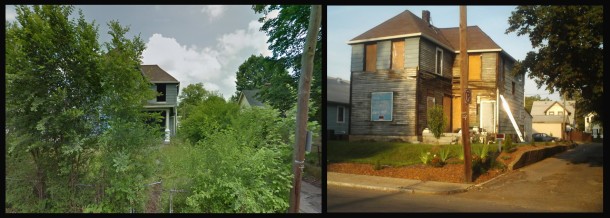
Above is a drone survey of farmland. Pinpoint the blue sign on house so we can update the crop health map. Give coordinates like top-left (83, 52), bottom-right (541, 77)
top-left (371, 92), bottom-right (393, 121)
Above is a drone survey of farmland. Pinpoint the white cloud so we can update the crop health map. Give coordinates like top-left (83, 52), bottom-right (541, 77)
top-left (142, 21), bottom-right (271, 100)
top-left (201, 5), bottom-right (225, 22)
top-left (265, 9), bottom-right (280, 21)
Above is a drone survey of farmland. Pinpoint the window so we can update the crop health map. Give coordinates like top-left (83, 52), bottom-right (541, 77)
top-left (365, 43), bottom-right (377, 72)
top-left (549, 111), bottom-right (554, 115)
top-left (371, 92), bottom-right (393, 121)
top-left (337, 106), bottom-right (345, 123)
top-left (468, 53), bottom-right (481, 80)
top-left (391, 40), bottom-right (405, 70)
top-left (558, 111), bottom-right (564, 116)
top-left (435, 47), bottom-right (443, 75)
top-left (157, 84), bottom-right (166, 102)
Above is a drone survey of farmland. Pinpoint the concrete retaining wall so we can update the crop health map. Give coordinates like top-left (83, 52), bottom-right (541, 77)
top-left (508, 144), bottom-right (576, 170)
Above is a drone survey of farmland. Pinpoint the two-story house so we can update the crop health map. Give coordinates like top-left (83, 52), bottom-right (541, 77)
top-left (530, 100), bottom-right (575, 140)
top-left (327, 77), bottom-right (350, 139)
top-left (347, 10), bottom-right (525, 142)
top-left (140, 64), bottom-right (179, 143)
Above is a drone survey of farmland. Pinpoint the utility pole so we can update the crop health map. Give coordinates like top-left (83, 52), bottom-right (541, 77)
top-left (288, 5), bottom-right (321, 213)
top-left (459, 5), bottom-right (473, 183)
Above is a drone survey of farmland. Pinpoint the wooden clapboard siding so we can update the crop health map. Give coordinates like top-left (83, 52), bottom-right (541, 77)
top-left (418, 38), bottom-right (436, 74)
top-left (418, 72), bottom-right (452, 134)
top-left (365, 43), bottom-right (377, 72)
top-left (351, 44), bottom-right (364, 71)
top-left (497, 56), bottom-right (525, 137)
top-left (350, 69), bottom-right (417, 136)
top-left (377, 40), bottom-right (391, 70)
top-left (392, 40), bottom-right (405, 70)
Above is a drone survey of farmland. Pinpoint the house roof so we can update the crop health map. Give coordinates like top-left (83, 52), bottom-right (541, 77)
top-left (347, 10), bottom-right (512, 60)
top-left (531, 100), bottom-right (575, 124)
top-left (239, 89), bottom-right (265, 107)
top-left (140, 65), bottom-right (179, 83)
top-left (530, 100), bottom-right (575, 116)
top-left (327, 77), bottom-right (350, 104)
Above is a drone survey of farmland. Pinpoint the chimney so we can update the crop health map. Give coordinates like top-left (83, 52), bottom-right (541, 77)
top-left (422, 10), bottom-right (430, 25)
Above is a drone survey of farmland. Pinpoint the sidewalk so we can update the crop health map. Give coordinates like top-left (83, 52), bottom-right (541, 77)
top-left (299, 179), bottom-right (321, 213)
top-left (327, 172), bottom-right (476, 195)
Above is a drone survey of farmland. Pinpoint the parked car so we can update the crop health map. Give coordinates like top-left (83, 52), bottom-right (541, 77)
top-left (532, 133), bottom-right (558, 142)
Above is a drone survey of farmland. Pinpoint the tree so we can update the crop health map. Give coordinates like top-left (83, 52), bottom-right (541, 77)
top-left (427, 105), bottom-right (447, 144)
top-left (234, 54), bottom-right (297, 115)
top-left (6, 5), bottom-right (106, 211)
top-left (178, 82), bottom-right (219, 118)
top-left (252, 5), bottom-right (323, 124)
top-left (506, 6), bottom-right (603, 125)
top-left (524, 94), bottom-right (551, 113)
top-left (6, 5), bottom-right (158, 212)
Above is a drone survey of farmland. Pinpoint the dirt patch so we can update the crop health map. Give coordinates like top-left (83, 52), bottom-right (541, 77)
top-left (328, 144), bottom-right (551, 184)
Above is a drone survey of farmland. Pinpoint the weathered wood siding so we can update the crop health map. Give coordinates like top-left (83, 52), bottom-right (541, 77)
top-left (376, 40), bottom-right (391, 70)
top-left (498, 56), bottom-right (525, 139)
top-left (451, 52), bottom-right (499, 132)
top-left (350, 69), bottom-right (418, 136)
top-left (351, 44), bottom-right (364, 71)
top-left (416, 38), bottom-right (453, 135)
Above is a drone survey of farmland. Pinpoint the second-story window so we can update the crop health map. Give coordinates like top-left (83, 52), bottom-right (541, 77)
top-left (365, 43), bottom-right (377, 72)
top-left (435, 47), bottom-right (443, 75)
top-left (157, 84), bottom-right (166, 102)
top-left (391, 40), bottom-right (405, 70)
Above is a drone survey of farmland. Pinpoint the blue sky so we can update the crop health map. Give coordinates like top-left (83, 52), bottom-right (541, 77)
top-left (327, 5), bottom-right (562, 101)
top-left (6, 5), bottom-right (278, 100)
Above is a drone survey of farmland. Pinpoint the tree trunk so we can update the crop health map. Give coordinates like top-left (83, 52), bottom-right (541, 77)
top-left (288, 5), bottom-right (321, 213)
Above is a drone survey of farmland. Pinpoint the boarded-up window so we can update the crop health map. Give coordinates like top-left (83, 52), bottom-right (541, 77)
top-left (427, 96), bottom-right (436, 111)
top-left (435, 47), bottom-right (443, 75)
top-left (469, 53), bottom-right (481, 80)
top-left (392, 40), bottom-right (405, 70)
top-left (371, 92), bottom-right (393, 121)
top-left (365, 43), bottom-right (377, 72)
top-left (512, 81), bottom-right (515, 95)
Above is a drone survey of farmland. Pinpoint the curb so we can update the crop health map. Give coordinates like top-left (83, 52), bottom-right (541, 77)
top-left (327, 180), bottom-right (472, 195)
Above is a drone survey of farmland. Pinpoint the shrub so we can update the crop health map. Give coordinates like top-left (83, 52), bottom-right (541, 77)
top-left (503, 135), bottom-right (516, 153)
top-left (426, 105), bottom-right (447, 143)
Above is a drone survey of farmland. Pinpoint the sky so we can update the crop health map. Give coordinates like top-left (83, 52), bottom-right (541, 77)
top-left (5, 5), bottom-right (279, 101)
top-left (327, 5), bottom-right (562, 101)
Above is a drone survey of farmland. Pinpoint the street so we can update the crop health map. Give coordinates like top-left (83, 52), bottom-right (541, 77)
top-left (327, 143), bottom-right (603, 212)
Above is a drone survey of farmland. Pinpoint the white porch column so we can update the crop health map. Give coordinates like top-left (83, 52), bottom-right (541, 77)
top-left (164, 109), bottom-right (170, 143)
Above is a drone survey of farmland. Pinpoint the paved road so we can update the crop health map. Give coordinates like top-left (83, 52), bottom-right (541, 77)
top-left (328, 143), bottom-right (603, 212)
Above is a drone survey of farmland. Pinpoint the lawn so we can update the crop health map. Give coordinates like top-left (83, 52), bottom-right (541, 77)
top-left (327, 140), bottom-right (505, 167)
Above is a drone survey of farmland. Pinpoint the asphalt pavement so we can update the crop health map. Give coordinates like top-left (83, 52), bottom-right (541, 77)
top-left (299, 179), bottom-right (322, 213)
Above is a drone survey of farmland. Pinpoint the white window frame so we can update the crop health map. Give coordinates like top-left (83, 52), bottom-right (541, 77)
top-left (435, 47), bottom-right (443, 75)
top-left (337, 106), bottom-right (345, 123)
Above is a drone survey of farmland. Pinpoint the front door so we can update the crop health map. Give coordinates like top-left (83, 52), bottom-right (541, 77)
top-left (480, 100), bottom-right (495, 133)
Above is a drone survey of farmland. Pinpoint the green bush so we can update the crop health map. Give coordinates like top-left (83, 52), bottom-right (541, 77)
top-left (426, 105), bottom-right (447, 141)
top-left (419, 151), bottom-right (432, 165)
top-left (438, 146), bottom-right (451, 163)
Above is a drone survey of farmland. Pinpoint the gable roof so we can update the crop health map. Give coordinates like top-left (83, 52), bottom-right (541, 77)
top-left (347, 10), bottom-right (513, 60)
top-left (140, 65), bottom-right (179, 83)
top-left (238, 89), bottom-right (265, 107)
top-left (327, 77), bottom-right (350, 104)
top-left (348, 10), bottom-right (453, 50)
top-left (531, 100), bottom-right (575, 116)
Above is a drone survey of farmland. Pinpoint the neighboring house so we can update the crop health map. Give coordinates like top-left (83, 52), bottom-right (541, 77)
top-left (530, 100), bottom-right (575, 140)
top-left (347, 10), bottom-right (525, 142)
top-left (237, 89), bottom-right (265, 108)
top-left (584, 112), bottom-right (602, 138)
top-left (141, 64), bottom-right (180, 143)
top-left (327, 77), bottom-right (350, 138)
